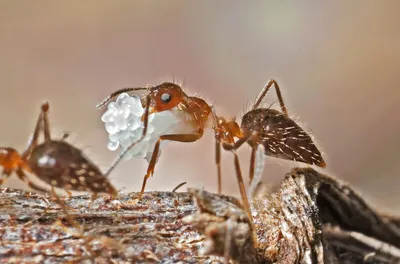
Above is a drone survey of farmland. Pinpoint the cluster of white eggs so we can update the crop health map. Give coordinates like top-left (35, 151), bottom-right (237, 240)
top-left (100, 93), bottom-right (179, 162)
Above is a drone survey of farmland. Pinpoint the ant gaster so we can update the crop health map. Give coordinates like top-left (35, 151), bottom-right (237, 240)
top-left (0, 102), bottom-right (118, 201)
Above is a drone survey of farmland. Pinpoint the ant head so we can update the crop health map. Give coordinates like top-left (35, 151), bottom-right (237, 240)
top-left (146, 82), bottom-right (187, 113)
top-left (0, 148), bottom-right (23, 175)
top-left (214, 117), bottom-right (242, 144)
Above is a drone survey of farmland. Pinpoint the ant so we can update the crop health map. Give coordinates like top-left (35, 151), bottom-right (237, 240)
top-left (0, 102), bottom-right (118, 229)
top-left (97, 80), bottom-right (325, 223)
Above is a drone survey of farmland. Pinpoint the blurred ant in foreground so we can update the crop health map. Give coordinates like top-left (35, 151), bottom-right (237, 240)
top-left (0, 102), bottom-right (118, 229)
top-left (97, 80), bottom-right (325, 222)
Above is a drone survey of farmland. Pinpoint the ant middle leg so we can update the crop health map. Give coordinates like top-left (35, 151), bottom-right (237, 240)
top-left (139, 132), bottom-right (203, 198)
top-left (252, 79), bottom-right (288, 116)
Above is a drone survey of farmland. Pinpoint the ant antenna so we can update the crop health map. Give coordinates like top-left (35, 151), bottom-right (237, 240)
top-left (104, 95), bottom-right (152, 177)
top-left (96, 87), bottom-right (150, 108)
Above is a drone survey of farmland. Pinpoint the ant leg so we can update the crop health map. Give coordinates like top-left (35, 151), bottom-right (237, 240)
top-left (221, 135), bottom-right (253, 223)
top-left (15, 168), bottom-right (50, 194)
top-left (252, 79), bottom-right (288, 116)
top-left (232, 149), bottom-right (253, 223)
top-left (210, 106), bottom-right (224, 194)
top-left (41, 102), bottom-right (52, 142)
top-left (216, 141), bottom-right (222, 194)
top-left (21, 105), bottom-right (46, 159)
top-left (104, 95), bottom-right (152, 178)
top-left (14, 168), bottom-right (76, 229)
top-left (139, 132), bottom-right (203, 198)
top-left (50, 186), bottom-right (83, 233)
top-left (248, 135), bottom-right (260, 185)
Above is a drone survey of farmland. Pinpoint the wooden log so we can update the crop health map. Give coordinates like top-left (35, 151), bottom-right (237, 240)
top-left (0, 168), bottom-right (399, 263)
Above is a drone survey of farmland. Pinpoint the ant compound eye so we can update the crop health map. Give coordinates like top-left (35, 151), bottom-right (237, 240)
top-left (161, 92), bottom-right (172, 103)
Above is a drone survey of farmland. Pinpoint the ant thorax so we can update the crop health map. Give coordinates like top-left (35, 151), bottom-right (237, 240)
top-left (101, 92), bottom-right (196, 162)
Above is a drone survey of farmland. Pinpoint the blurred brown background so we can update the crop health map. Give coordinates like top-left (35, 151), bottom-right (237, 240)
top-left (1, 1), bottom-right (399, 215)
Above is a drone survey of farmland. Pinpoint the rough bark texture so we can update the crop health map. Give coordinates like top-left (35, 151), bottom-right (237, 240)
top-left (0, 168), bottom-right (399, 263)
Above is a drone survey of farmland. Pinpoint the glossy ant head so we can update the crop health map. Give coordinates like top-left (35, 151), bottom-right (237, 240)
top-left (0, 102), bottom-right (118, 198)
top-left (145, 82), bottom-right (186, 113)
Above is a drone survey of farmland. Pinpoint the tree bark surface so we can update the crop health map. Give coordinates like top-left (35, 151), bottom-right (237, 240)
top-left (0, 168), bottom-right (399, 264)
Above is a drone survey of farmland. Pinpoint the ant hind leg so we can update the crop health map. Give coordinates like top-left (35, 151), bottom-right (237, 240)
top-left (252, 79), bottom-right (289, 116)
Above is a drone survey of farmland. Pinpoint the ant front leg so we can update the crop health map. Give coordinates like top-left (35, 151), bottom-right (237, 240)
top-left (139, 132), bottom-right (203, 199)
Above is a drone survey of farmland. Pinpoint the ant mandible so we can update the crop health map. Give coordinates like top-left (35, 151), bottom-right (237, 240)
top-left (0, 102), bottom-right (118, 208)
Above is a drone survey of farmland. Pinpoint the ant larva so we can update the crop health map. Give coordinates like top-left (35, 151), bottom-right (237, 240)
top-left (0, 102), bottom-right (118, 227)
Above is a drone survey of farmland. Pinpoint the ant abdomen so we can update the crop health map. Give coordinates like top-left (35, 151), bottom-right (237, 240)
top-left (241, 108), bottom-right (326, 167)
top-left (29, 141), bottom-right (117, 196)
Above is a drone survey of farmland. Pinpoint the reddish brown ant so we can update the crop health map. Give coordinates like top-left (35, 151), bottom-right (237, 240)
top-left (0, 102), bottom-right (118, 228)
top-left (97, 80), bottom-right (325, 223)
